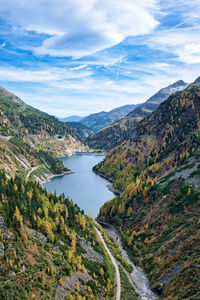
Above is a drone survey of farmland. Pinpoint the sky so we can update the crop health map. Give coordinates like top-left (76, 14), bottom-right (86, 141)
top-left (0, 1), bottom-right (200, 117)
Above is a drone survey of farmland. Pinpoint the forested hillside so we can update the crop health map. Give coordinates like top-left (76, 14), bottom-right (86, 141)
top-left (0, 87), bottom-right (88, 182)
top-left (66, 122), bottom-right (94, 140)
top-left (96, 85), bottom-right (200, 299)
top-left (0, 171), bottom-right (116, 299)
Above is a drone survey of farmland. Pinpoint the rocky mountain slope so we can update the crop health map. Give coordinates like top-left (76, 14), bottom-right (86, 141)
top-left (80, 104), bottom-right (139, 132)
top-left (66, 122), bottom-right (94, 140)
top-left (0, 87), bottom-right (88, 183)
top-left (86, 80), bottom-right (188, 150)
top-left (95, 84), bottom-right (200, 299)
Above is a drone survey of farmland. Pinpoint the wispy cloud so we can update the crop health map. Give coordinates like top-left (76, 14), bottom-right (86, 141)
top-left (0, 0), bottom-right (159, 58)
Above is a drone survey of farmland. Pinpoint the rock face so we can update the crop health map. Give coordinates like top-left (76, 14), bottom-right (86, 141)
top-left (0, 86), bottom-right (25, 105)
top-left (0, 241), bottom-right (5, 257)
top-left (0, 216), bottom-right (6, 233)
top-left (55, 271), bottom-right (92, 300)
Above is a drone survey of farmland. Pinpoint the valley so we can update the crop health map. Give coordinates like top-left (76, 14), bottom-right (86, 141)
top-left (1, 2), bottom-right (200, 299)
top-left (0, 79), bottom-right (200, 300)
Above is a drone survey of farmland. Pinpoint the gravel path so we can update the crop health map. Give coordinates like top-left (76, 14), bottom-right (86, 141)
top-left (25, 166), bottom-right (39, 181)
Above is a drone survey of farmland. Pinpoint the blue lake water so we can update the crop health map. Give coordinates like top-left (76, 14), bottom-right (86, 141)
top-left (44, 154), bottom-right (115, 219)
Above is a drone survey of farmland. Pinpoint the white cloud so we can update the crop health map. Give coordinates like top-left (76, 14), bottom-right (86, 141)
top-left (148, 27), bottom-right (200, 64)
top-left (0, 42), bottom-right (6, 48)
top-left (69, 64), bottom-right (88, 71)
top-left (0, 66), bottom-right (92, 82)
top-left (0, 0), bottom-right (159, 57)
top-left (143, 0), bottom-right (200, 64)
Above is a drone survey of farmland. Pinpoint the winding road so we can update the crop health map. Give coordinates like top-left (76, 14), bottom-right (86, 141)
top-left (95, 228), bottom-right (121, 300)
top-left (25, 166), bottom-right (39, 181)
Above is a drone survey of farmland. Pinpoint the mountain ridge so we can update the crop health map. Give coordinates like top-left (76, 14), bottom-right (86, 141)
top-left (80, 104), bottom-right (140, 132)
top-left (86, 79), bottom-right (189, 150)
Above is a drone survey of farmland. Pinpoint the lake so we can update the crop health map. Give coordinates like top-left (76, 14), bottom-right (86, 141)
top-left (44, 154), bottom-right (115, 218)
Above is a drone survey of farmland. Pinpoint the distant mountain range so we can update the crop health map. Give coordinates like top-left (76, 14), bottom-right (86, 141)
top-left (80, 104), bottom-right (140, 132)
top-left (86, 79), bottom-right (189, 150)
top-left (58, 115), bottom-right (85, 122)
top-left (59, 104), bottom-right (140, 133)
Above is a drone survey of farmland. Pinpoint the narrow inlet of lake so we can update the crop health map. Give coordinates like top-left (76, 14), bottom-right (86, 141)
top-left (44, 154), bottom-right (115, 219)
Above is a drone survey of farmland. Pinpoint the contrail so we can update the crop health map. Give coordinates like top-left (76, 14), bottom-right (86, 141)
top-left (115, 55), bottom-right (122, 80)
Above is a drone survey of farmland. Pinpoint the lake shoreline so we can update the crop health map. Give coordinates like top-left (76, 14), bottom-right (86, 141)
top-left (40, 170), bottom-right (74, 186)
top-left (93, 169), bottom-right (122, 195)
top-left (74, 151), bottom-right (106, 156)
top-left (92, 169), bottom-right (114, 182)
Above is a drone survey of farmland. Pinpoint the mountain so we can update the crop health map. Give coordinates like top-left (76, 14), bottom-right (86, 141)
top-left (80, 104), bottom-right (140, 132)
top-left (86, 80), bottom-right (188, 150)
top-left (128, 79), bottom-right (188, 118)
top-left (0, 86), bottom-right (88, 183)
top-left (66, 122), bottom-right (94, 140)
top-left (0, 86), bottom-right (26, 105)
top-left (58, 115), bottom-right (84, 122)
top-left (95, 84), bottom-right (200, 299)
top-left (191, 76), bottom-right (200, 86)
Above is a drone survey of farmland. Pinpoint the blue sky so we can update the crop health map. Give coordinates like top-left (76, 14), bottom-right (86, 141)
top-left (0, 0), bottom-right (200, 117)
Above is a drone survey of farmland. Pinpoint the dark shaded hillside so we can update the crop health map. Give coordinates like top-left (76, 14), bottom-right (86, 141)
top-left (66, 121), bottom-right (94, 140)
top-left (95, 85), bottom-right (200, 299)
top-left (86, 116), bottom-right (138, 151)
top-left (80, 104), bottom-right (139, 132)
top-left (86, 80), bottom-right (188, 150)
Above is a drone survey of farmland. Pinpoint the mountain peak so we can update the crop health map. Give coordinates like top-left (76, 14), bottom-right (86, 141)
top-left (170, 79), bottom-right (187, 88)
top-left (192, 76), bottom-right (200, 85)
top-left (0, 86), bottom-right (25, 105)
